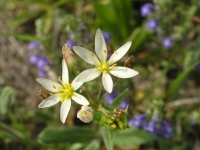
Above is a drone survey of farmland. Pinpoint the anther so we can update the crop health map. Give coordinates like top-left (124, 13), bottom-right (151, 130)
top-left (50, 93), bottom-right (55, 96)
top-left (103, 50), bottom-right (106, 54)
top-left (114, 51), bottom-right (118, 55)
top-left (52, 85), bottom-right (56, 89)
top-left (90, 52), bottom-right (94, 57)
top-left (58, 76), bottom-right (61, 82)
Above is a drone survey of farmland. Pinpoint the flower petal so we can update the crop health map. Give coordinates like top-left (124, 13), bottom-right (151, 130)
top-left (102, 73), bottom-right (113, 93)
top-left (62, 59), bottom-right (69, 83)
top-left (60, 100), bottom-right (71, 123)
top-left (109, 66), bottom-right (139, 78)
top-left (73, 46), bottom-right (100, 65)
top-left (36, 78), bottom-right (62, 92)
top-left (108, 42), bottom-right (132, 65)
top-left (95, 29), bottom-right (107, 62)
top-left (76, 68), bottom-right (101, 82)
top-left (72, 93), bottom-right (89, 105)
top-left (38, 96), bottom-right (60, 108)
top-left (71, 75), bottom-right (83, 90)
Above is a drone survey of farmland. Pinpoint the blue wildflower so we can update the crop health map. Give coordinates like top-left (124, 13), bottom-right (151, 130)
top-left (129, 115), bottom-right (146, 128)
top-left (27, 41), bottom-right (40, 50)
top-left (163, 37), bottom-right (174, 49)
top-left (145, 120), bottom-right (158, 136)
top-left (160, 121), bottom-right (174, 139)
top-left (102, 31), bottom-right (112, 42)
top-left (141, 3), bottom-right (154, 17)
top-left (146, 19), bottom-right (158, 31)
top-left (29, 54), bottom-right (41, 64)
top-left (37, 57), bottom-right (49, 69)
top-left (66, 40), bottom-right (77, 49)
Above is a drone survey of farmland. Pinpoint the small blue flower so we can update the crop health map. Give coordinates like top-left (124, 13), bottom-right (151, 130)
top-left (102, 31), bottom-right (112, 42)
top-left (120, 98), bottom-right (129, 109)
top-left (38, 70), bottom-right (47, 78)
top-left (27, 41), bottom-right (40, 50)
top-left (145, 120), bottom-right (158, 136)
top-left (37, 57), bottom-right (49, 69)
top-left (66, 40), bottom-right (77, 49)
top-left (141, 3), bottom-right (154, 17)
top-left (163, 37), bottom-right (174, 49)
top-left (129, 115), bottom-right (146, 128)
top-left (29, 54), bottom-right (41, 64)
top-left (160, 121), bottom-right (174, 139)
top-left (105, 90), bottom-right (117, 105)
top-left (146, 19), bottom-right (158, 31)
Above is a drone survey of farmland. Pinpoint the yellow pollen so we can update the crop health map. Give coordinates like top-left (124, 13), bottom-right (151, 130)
top-left (111, 63), bottom-right (117, 67)
top-left (58, 76), bottom-right (61, 82)
top-left (95, 64), bottom-right (99, 68)
top-left (50, 93), bottom-right (55, 96)
top-left (52, 85), bottom-right (56, 89)
top-left (90, 52), bottom-right (94, 57)
top-left (114, 51), bottom-right (118, 55)
top-left (103, 50), bottom-right (106, 54)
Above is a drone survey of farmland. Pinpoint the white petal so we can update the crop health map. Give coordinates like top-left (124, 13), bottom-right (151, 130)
top-left (108, 42), bottom-right (132, 65)
top-left (72, 93), bottom-right (89, 105)
top-left (38, 96), bottom-right (60, 108)
top-left (62, 59), bottom-right (69, 83)
top-left (71, 75), bottom-right (83, 90)
top-left (76, 68), bottom-right (101, 82)
top-left (60, 100), bottom-right (71, 123)
top-left (73, 46), bottom-right (100, 65)
top-left (109, 66), bottom-right (139, 78)
top-left (102, 73), bottom-right (113, 93)
top-left (95, 29), bottom-right (107, 62)
top-left (36, 78), bottom-right (62, 92)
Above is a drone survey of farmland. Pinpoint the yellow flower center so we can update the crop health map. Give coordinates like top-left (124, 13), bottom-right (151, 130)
top-left (97, 63), bottom-right (109, 74)
top-left (58, 83), bottom-right (74, 102)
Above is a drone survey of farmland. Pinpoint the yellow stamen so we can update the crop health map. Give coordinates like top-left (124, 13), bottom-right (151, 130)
top-left (111, 63), bottom-right (117, 67)
top-left (103, 50), bottom-right (106, 54)
top-left (52, 85), bottom-right (56, 89)
top-left (61, 99), bottom-right (65, 103)
top-left (50, 93), bottom-right (55, 96)
top-left (95, 64), bottom-right (99, 68)
top-left (58, 76), bottom-right (61, 82)
top-left (114, 51), bottom-right (118, 55)
top-left (90, 52), bottom-right (94, 57)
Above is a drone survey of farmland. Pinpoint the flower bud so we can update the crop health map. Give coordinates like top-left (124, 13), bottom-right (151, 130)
top-left (62, 44), bottom-right (76, 68)
top-left (77, 106), bottom-right (94, 123)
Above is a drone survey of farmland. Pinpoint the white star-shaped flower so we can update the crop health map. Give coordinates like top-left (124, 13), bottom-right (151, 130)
top-left (73, 29), bottom-right (139, 93)
top-left (36, 60), bottom-right (89, 123)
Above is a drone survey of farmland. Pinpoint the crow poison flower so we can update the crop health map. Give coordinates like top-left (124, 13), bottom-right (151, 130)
top-left (37, 60), bottom-right (89, 123)
top-left (73, 29), bottom-right (139, 93)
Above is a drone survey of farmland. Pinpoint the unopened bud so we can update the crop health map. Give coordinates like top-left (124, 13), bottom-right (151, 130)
top-left (77, 106), bottom-right (94, 123)
top-left (62, 44), bottom-right (76, 68)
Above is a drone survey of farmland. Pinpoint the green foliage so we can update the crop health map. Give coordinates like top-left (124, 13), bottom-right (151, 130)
top-left (37, 126), bottom-right (97, 144)
top-left (100, 126), bottom-right (113, 150)
top-left (0, 87), bottom-right (15, 120)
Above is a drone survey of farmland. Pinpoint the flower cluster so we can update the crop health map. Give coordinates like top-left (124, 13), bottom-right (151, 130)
top-left (28, 41), bottom-right (50, 77)
top-left (36, 29), bottom-right (139, 123)
top-left (129, 114), bottom-right (174, 139)
top-left (140, 3), bottom-right (174, 49)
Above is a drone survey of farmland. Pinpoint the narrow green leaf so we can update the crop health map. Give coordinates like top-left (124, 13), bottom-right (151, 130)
top-left (100, 127), bottom-right (113, 150)
top-left (0, 87), bottom-right (15, 119)
top-left (84, 140), bottom-right (100, 150)
top-left (110, 88), bottom-right (129, 108)
top-left (166, 60), bottom-right (200, 101)
top-left (38, 126), bottom-right (97, 144)
top-left (114, 127), bottom-right (154, 148)
top-left (0, 32), bottom-right (39, 41)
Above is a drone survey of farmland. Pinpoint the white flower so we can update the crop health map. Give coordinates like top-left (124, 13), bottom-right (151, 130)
top-left (36, 60), bottom-right (89, 123)
top-left (73, 29), bottom-right (139, 93)
top-left (77, 106), bottom-right (94, 123)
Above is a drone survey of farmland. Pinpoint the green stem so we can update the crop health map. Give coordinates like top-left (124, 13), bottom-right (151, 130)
top-left (97, 83), bottom-right (103, 100)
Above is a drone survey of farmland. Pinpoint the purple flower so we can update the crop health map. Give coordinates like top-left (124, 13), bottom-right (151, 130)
top-left (38, 70), bottom-right (47, 78)
top-left (140, 3), bottom-right (154, 17)
top-left (27, 41), bottom-right (40, 50)
top-left (129, 115), bottom-right (146, 128)
top-left (105, 91), bottom-right (117, 105)
top-left (102, 31), bottom-right (112, 42)
top-left (145, 120), bottom-right (158, 136)
top-left (146, 19), bottom-right (158, 31)
top-left (160, 121), bottom-right (174, 139)
top-left (120, 98), bottom-right (129, 109)
top-left (163, 37), bottom-right (174, 49)
top-left (66, 40), bottom-right (77, 49)
top-left (29, 54), bottom-right (41, 64)
top-left (37, 57), bottom-right (49, 69)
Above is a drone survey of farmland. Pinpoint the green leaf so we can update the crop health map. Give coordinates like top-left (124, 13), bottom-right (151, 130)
top-left (0, 87), bottom-right (15, 119)
top-left (110, 88), bottom-right (129, 109)
top-left (113, 127), bottom-right (154, 148)
top-left (166, 60), bottom-right (200, 101)
top-left (0, 32), bottom-right (39, 41)
top-left (84, 140), bottom-right (100, 150)
top-left (38, 126), bottom-right (97, 144)
top-left (100, 127), bottom-right (113, 150)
